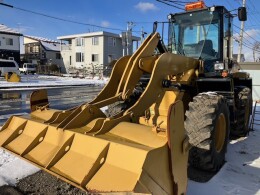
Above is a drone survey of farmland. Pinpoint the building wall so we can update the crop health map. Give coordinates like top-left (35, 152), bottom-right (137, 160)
top-left (84, 36), bottom-right (104, 67)
top-left (240, 62), bottom-right (260, 101)
top-left (0, 33), bottom-right (20, 64)
top-left (103, 36), bottom-right (123, 66)
top-left (59, 31), bottom-right (140, 74)
top-left (60, 36), bottom-right (106, 73)
top-left (60, 50), bottom-right (71, 73)
top-left (60, 36), bottom-right (124, 73)
top-left (46, 51), bottom-right (63, 71)
top-left (0, 33), bottom-right (20, 51)
top-left (24, 37), bottom-right (38, 44)
top-left (74, 38), bottom-right (85, 68)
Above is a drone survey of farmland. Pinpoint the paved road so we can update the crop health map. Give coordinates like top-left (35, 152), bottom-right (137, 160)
top-left (0, 85), bottom-right (102, 125)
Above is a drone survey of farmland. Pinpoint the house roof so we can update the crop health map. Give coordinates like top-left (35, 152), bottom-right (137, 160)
top-left (57, 31), bottom-right (140, 41)
top-left (25, 35), bottom-right (61, 52)
top-left (0, 24), bottom-right (22, 36)
top-left (25, 35), bottom-right (60, 43)
top-left (41, 41), bottom-right (60, 52)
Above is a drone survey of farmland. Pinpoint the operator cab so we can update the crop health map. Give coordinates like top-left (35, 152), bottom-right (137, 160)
top-left (167, 2), bottom-right (245, 75)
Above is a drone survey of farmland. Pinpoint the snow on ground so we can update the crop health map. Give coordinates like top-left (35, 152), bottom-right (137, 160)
top-left (187, 127), bottom-right (260, 195)
top-left (0, 74), bottom-right (107, 89)
top-left (0, 149), bottom-right (39, 186)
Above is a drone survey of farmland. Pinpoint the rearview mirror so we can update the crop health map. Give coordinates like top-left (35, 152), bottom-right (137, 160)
top-left (153, 22), bottom-right (158, 33)
top-left (238, 7), bottom-right (247, 21)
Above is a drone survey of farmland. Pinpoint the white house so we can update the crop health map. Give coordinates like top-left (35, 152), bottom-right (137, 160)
top-left (57, 31), bottom-right (140, 74)
top-left (0, 24), bottom-right (22, 65)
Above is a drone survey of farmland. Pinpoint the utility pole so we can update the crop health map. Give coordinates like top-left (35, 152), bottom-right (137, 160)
top-left (126, 22), bottom-right (134, 55)
top-left (238, 0), bottom-right (246, 62)
top-left (141, 27), bottom-right (147, 44)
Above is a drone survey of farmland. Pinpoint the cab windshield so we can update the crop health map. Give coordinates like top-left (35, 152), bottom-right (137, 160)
top-left (168, 10), bottom-right (220, 61)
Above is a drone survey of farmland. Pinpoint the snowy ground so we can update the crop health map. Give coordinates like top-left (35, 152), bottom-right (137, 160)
top-left (187, 128), bottom-right (260, 195)
top-left (0, 74), bottom-right (259, 194)
top-left (0, 74), bottom-right (107, 89)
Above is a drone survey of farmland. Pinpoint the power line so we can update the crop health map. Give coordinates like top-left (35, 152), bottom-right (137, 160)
top-left (246, 0), bottom-right (260, 27)
top-left (156, 0), bottom-right (185, 10)
top-left (233, 24), bottom-right (260, 43)
top-left (0, 2), bottom-right (125, 32)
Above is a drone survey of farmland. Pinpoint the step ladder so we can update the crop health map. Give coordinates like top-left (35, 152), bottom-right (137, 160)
top-left (249, 100), bottom-right (260, 131)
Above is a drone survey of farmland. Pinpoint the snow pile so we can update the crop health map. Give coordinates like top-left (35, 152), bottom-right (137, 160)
top-left (0, 74), bottom-right (108, 89)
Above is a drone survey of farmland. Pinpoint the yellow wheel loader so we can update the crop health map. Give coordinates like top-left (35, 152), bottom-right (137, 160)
top-left (0, 2), bottom-right (251, 194)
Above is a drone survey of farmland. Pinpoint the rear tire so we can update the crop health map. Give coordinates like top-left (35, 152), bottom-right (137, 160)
top-left (231, 87), bottom-right (252, 137)
top-left (185, 93), bottom-right (230, 171)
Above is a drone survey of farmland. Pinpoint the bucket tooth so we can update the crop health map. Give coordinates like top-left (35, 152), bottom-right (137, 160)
top-left (46, 133), bottom-right (110, 186)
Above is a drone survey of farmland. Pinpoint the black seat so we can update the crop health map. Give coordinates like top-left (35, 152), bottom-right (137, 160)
top-left (197, 40), bottom-right (214, 57)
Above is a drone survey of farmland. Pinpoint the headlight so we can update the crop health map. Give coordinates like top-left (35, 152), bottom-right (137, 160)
top-left (214, 63), bottom-right (224, 70)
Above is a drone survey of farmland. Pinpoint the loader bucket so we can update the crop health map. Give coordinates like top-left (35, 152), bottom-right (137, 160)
top-left (0, 101), bottom-right (188, 194)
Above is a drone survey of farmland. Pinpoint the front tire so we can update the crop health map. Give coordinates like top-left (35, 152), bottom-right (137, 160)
top-left (185, 93), bottom-right (230, 171)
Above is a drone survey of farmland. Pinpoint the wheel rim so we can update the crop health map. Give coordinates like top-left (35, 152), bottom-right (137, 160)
top-left (215, 113), bottom-right (226, 153)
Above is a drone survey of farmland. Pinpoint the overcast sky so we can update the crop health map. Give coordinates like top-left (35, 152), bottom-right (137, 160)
top-left (1, 0), bottom-right (260, 61)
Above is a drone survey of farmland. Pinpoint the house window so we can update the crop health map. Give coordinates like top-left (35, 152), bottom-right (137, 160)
top-left (41, 51), bottom-right (46, 59)
top-left (76, 52), bottom-right (84, 62)
top-left (92, 54), bottom-right (99, 62)
top-left (0, 41), bottom-right (1, 46)
top-left (69, 56), bottom-right (72, 65)
top-left (6, 38), bottom-right (13, 45)
top-left (92, 37), bottom-right (99, 45)
top-left (108, 37), bottom-right (116, 47)
top-left (33, 46), bottom-right (39, 53)
top-left (27, 45), bottom-right (39, 53)
top-left (76, 38), bottom-right (84, 46)
top-left (56, 53), bottom-right (61, 59)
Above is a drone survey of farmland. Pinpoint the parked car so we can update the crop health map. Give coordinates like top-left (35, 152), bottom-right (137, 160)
top-left (19, 63), bottom-right (37, 74)
top-left (0, 59), bottom-right (20, 76)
